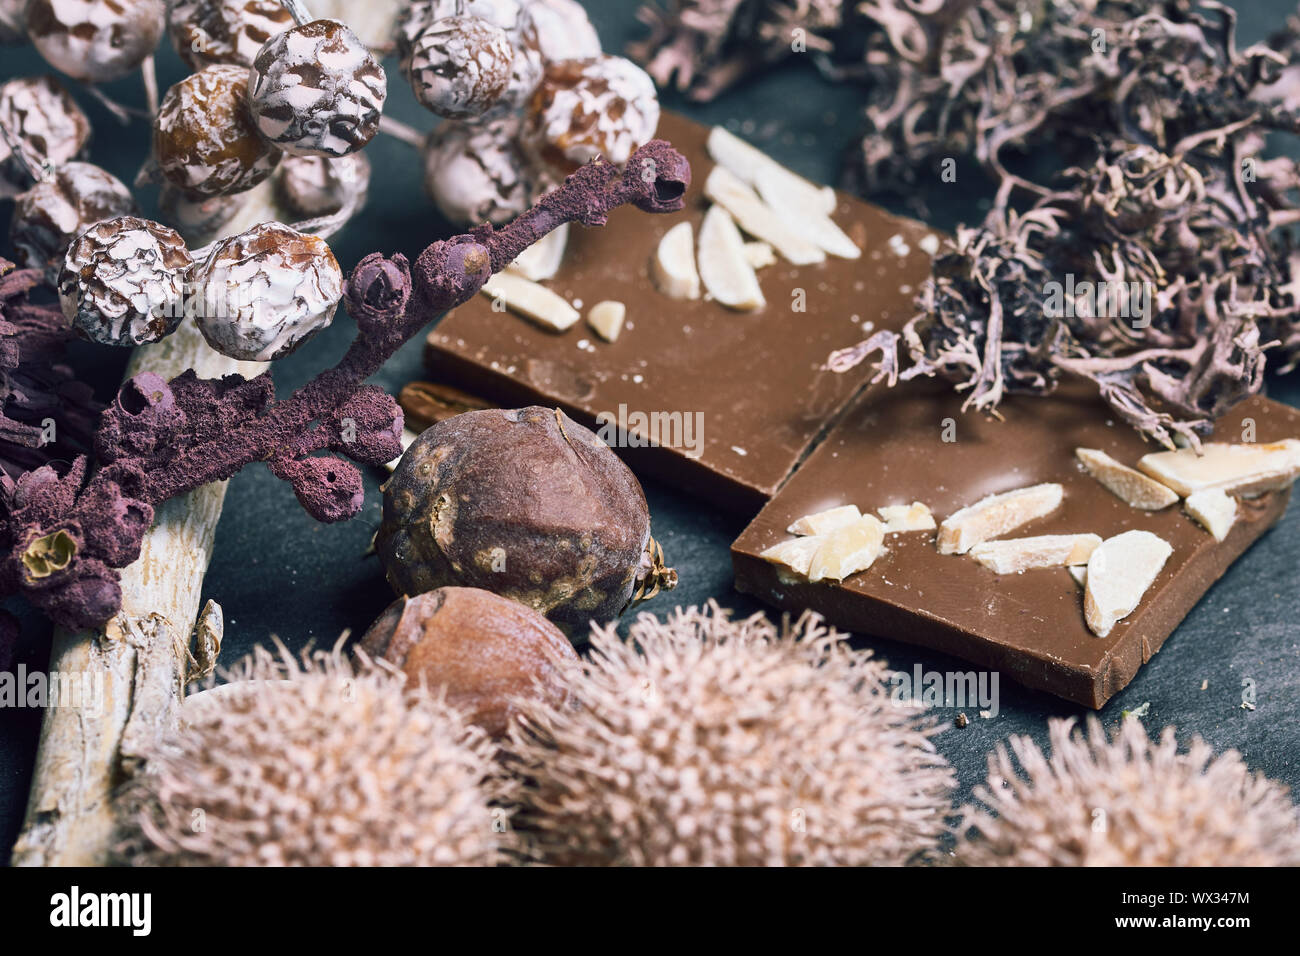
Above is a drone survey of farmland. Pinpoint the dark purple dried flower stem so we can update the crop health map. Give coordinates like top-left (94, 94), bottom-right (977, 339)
top-left (0, 142), bottom-right (690, 631)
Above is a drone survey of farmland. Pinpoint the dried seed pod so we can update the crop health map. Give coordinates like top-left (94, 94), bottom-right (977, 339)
top-left (0, 76), bottom-right (92, 197)
top-left (58, 215), bottom-right (192, 347)
top-left (247, 19), bottom-right (387, 158)
top-left (114, 646), bottom-right (517, 866)
top-left (157, 183), bottom-right (246, 240)
top-left (9, 162), bottom-right (138, 276)
top-left (359, 587), bottom-right (577, 738)
top-left (154, 63), bottom-right (281, 198)
top-left (25, 0), bottom-right (166, 84)
top-left (188, 221), bottom-right (342, 361)
top-left (166, 0), bottom-right (294, 70)
top-left (406, 16), bottom-right (516, 120)
top-left (399, 0), bottom-right (542, 119)
top-left (0, 0), bottom-right (25, 44)
top-left (377, 407), bottom-right (675, 636)
top-left (522, 55), bottom-right (660, 175)
top-left (273, 152), bottom-right (371, 219)
top-left (421, 116), bottom-right (545, 226)
top-left (527, 0), bottom-right (600, 63)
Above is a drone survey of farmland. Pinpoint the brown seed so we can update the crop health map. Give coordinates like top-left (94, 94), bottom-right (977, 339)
top-left (359, 587), bottom-right (577, 738)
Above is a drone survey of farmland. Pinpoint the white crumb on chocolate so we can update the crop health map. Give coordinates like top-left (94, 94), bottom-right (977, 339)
top-left (877, 502), bottom-right (936, 533)
top-left (1185, 488), bottom-right (1237, 542)
top-left (937, 483), bottom-right (1064, 555)
top-left (1075, 447), bottom-right (1180, 510)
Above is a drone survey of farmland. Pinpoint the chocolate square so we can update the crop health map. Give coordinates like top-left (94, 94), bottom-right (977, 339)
top-left (731, 381), bottom-right (1300, 708)
top-left (425, 111), bottom-right (935, 512)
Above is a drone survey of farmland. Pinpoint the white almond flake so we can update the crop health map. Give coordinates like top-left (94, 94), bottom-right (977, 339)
top-left (1075, 447), bottom-right (1179, 510)
top-left (877, 502), bottom-right (936, 533)
top-left (754, 166), bottom-right (860, 259)
top-left (744, 241), bottom-right (776, 269)
top-left (807, 515), bottom-right (886, 583)
top-left (705, 125), bottom-right (837, 215)
top-left (697, 204), bottom-right (765, 311)
top-left (758, 536), bottom-right (823, 576)
top-left (651, 220), bottom-right (700, 299)
top-left (936, 483), bottom-right (1064, 554)
top-left (970, 533), bottom-right (1102, 574)
top-left (1185, 488), bottom-right (1236, 542)
top-left (1137, 440), bottom-right (1300, 497)
top-left (703, 166), bottom-right (825, 266)
top-left (788, 504), bottom-right (862, 536)
top-left (508, 222), bottom-right (568, 281)
top-left (1068, 565), bottom-right (1088, 588)
top-left (919, 234), bottom-right (941, 256)
top-left (1084, 530), bottom-right (1173, 638)
top-left (586, 300), bottom-right (625, 342)
top-left (479, 271), bottom-right (580, 331)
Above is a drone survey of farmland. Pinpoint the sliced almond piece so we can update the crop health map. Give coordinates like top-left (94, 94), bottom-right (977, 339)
top-left (877, 501), bottom-right (936, 533)
top-left (703, 166), bottom-right (825, 266)
top-left (1075, 447), bottom-right (1179, 510)
top-left (755, 165), bottom-right (860, 260)
top-left (1068, 565), bottom-right (1088, 588)
top-left (744, 241), bottom-right (776, 269)
top-left (1137, 440), bottom-right (1300, 497)
top-left (697, 204), bottom-right (765, 311)
top-left (807, 515), bottom-right (886, 583)
top-left (970, 533), bottom-right (1102, 574)
top-left (788, 504), bottom-right (862, 536)
top-left (936, 483), bottom-right (1064, 555)
top-left (759, 536), bottom-right (824, 576)
top-left (586, 300), bottom-right (625, 342)
top-left (651, 221), bottom-right (700, 299)
top-left (1185, 488), bottom-right (1236, 542)
top-left (706, 125), bottom-right (837, 216)
top-left (1084, 530), bottom-right (1173, 638)
top-left (480, 271), bottom-right (579, 332)
top-left (507, 222), bottom-right (568, 281)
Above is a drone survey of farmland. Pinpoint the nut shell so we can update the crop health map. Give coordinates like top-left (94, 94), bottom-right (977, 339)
top-left (359, 587), bottom-right (577, 738)
top-left (10, 162), bottom-right (138, 276)
top-left (188, 221), bottom-right (342, 361)
top-left (247, 18), bottom-right (387, 158)
top-left (0, 75), bottom-right (92, 197)
top-left (154, 63), bottom-right (281, 198)
top-left (26, 0), bottom-right (166, 83)
top-left (377, 407), bottom-right (654, 636)
top-left (522, 55), bottom-right (660, 175)
top-left (58, 215), bottom-right (192, 347)
top-left (166, 0), bottom-right (294, 70)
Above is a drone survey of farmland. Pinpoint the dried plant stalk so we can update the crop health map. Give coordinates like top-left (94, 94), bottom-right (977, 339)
top-left (12, 321), bottom-right (259, 866)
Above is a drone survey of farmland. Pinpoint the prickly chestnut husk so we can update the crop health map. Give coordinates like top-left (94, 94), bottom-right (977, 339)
top-left (376, 407), bottom-right (675, 637)
top-left (359, 586), bottom-right (577, 738)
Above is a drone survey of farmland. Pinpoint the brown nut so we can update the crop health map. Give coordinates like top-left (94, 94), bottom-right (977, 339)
top-left (376, 406), bottom-right (675, 637)
top-left (359, 587), bottom-right (577, 738)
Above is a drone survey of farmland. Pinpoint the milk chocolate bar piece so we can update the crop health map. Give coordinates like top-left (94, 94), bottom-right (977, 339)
top-left (425, 111), bottom-right (936, 512)
top-left (731, 381), bottom-right (1300, 708)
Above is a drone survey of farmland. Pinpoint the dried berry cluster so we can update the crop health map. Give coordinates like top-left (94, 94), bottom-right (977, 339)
top-left (0, 142), bottom-right (690, 631)
top-left (635, 1), bottom-right (1300, 448)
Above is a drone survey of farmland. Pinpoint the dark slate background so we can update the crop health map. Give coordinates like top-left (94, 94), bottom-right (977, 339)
top-left (1, 2), bottom-right (1297, 864)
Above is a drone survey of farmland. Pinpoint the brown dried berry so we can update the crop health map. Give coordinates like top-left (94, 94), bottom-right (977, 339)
top-left (0, 76), bottom-right (91, 197)
top-left (57, 215), bottom-right (192, 347)
top-left (359, 587), bottom-right (577, 738)
top-left (166, 0), bottom-right (294, 70)
top-left (26, 0), bottom-right (165, 84)
top-left (407, 16), bottom-right (516, 120)
top-left (522, 55), bottom-right (660, 175)
top-left (188, 221), bottom-right (342, 361)
top-left (154, 64), bottom-right (281, 198)
top-left (9, 162), bottom-right (138, 276)
top-left (377, 407), bottom-right (676, 637)
top-left (247, 19), bottom-right (386, 159)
